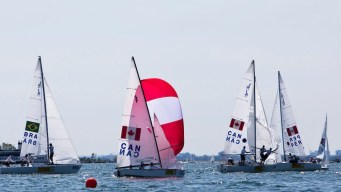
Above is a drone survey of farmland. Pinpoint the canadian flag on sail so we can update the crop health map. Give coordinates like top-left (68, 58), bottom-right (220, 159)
top-left (229, 118), bottom-right (245, 131)
top-left (121, 126), bottom-right (141, 141)
top-left (286, 126), bottom-right (299, 136)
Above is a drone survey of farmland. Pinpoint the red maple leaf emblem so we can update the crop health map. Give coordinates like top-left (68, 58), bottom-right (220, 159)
top-left (128, 130), bottom-right (135, 136)
top-left (235, 122), bottom-right (239, 126)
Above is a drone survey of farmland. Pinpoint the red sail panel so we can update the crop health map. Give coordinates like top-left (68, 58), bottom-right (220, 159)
top-left (141, 78), bottom-right (184, 156)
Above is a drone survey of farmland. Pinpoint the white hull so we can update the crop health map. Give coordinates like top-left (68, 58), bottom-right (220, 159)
top-left (114, 168), bottom-right (185, 178)
top-left (0, 164), bottom-right (81, 174)
top-left (217, 162), bottom-right (321, 173)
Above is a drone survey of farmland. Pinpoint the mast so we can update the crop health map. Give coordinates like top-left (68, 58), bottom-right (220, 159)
top-left (252, 60), bottom-right (257, 161)
top-left (39, 56), bottom-right (50, 161)
top-left (278, 71), bottom-right (286, 162)
top-left (325, 114), bottom-right (329, 158)
top-left (131, 56), bottom-right (163, 168)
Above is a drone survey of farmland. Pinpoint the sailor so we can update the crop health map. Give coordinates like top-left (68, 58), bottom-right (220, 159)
top-left (49, 143), bottom-right (54, 164)
top-left (227, 157), bottom-right (234, 165)
top-left (20, 154), bottom-right (28, 166)
top-left (259, 145), bottom-right (266, 163)
top-left (263, 147), bottom-right (278, 161)
top-left (288, 153), bottom-right (294, 163)
top-left (4, 155), bottom-right (14, 167)
top-left (150, 162), bottom-right (158, 169)
top-left (139, 161), bottom-right (144, 169)
top-left (27, 154), bottom-right (34, 167)
top-left (240, 146), bottom-right (249, 165)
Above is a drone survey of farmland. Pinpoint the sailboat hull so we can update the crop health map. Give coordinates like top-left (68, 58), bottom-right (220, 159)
top-left (114, 168), bottom-right (185, 178)
top-left (217, 162), bottom-right (321, 173)
top-left (0, 164), bottom-right (81, 174)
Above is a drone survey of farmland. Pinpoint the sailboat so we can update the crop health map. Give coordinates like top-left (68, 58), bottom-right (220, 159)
top-left (210, 156), bottom-right (215, 163)
top-left (217, 62), bottom-right (321, 173)
top-left (114, 57), bottom-right (185, 178)
top-left (217, 60), bottom-right (280, 173)
top-left (316, 115), bottom-right (329, 170)
top-left (0, 57), bottom-right (81, 174)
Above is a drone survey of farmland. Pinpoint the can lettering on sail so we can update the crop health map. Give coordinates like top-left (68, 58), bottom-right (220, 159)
top-left (226, 130), bottom-right (246, 145)
top-left (119, 143), bottom-right (141, 157)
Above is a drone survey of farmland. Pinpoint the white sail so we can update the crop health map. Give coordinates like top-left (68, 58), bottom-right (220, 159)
top-left (224, 62), bottom-right (255, 155)
top-left (153, 115), bottom-right (180, 169)
top-left (20, 60), bottom-right (48, 157)
top-left (269, 92), bottom-right (283, 162)
top-left (318, 115), bottom-right (329, 168)
top-left (254, 84), bottom-right (280, 163)
top-left (317, 115), bottom-right (327, 156)
top-left (322, 140), bottom-right (330, 168)
top-left (278, 72), bottom-right (305, 157)
top-left (116, 59), bottom-right (159, 168)
top-left (44, 80), bottom-right (79, 164)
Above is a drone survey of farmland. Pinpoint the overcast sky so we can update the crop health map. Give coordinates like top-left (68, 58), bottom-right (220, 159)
top-left (0, 1), bottom-right (340, 156)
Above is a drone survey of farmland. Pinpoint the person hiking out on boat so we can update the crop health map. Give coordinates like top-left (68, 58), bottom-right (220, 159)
top-left (263, 147), bottom-right (278, 161)
top-left (4, 155), bottom-right (14, 167)
top-left (259, 145), bottom-right (266, 163)
top-left (20, 154), bottom-right (28, 166)
top-left (288, 153), bottom-right (293, 162)
top-left (27, 154), bottom-right (33, 166)
top-left (240, 146), bottom-right (249, 165)
top-left (139, 161), bottom-right (145, 169)
top-left (49, 143), bottom-right (54, 164)
top-left (150, 162), bottom-right (158, 169)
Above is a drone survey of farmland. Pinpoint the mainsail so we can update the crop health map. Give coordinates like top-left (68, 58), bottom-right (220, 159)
top-left (278, 72), bottom-right (306, 157)
top-left (20, 59), bottom-right (47, 157)
top-left (317, 115), bottom-right (329, 168)
top-left (224, 62), bottom-right (255, 155)
top-left (116, 58), bottom-right (159, 168)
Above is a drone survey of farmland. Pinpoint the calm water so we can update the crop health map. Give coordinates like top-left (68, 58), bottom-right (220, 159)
top-left (0, 162), bottom-right (341, 191)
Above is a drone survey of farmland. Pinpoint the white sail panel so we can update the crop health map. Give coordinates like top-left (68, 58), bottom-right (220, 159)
top-left (116, 60), bottom-right (159, 168)
top-left (317, 117), bottom-right (327, 156)
top-left (254, 84), bottom-right (280, 163)
top-left (278, 72), bottom-right (306, 157)
top-left (44, 80), bottom-right (80, 164)
top-left (269, 91), bottom-right (283, 162)
top-left (153, 115), bottom-right (180, 169)
top-left (20, 60), bottom-right (47, 157)
top-left (224, 62), bottom-right (255, 155)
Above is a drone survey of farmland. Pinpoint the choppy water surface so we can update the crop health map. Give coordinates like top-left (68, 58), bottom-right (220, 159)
top-left (0, 162), bottom-right (341, 191)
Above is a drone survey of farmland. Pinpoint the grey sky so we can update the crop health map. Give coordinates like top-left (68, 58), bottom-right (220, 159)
top-left (0, 1), bottom-right (340, 156)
